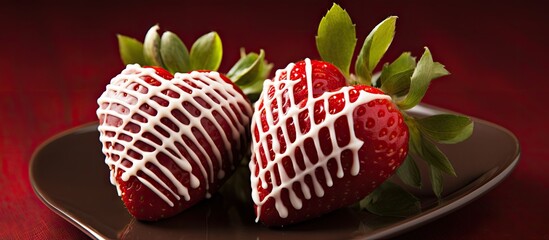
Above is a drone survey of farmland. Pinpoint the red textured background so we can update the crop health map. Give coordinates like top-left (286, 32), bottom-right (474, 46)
top-left (1, 0), bottom-right (547, 239)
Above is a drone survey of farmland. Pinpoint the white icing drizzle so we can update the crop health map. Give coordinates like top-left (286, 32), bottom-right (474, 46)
top-left (249, 58), bottom-right (390, 221)
top-left (97, 64), bottom-right (251, 207)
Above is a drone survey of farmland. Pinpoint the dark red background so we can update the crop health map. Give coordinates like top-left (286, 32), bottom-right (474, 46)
top-left (1, 0), bottom-right (547, 239)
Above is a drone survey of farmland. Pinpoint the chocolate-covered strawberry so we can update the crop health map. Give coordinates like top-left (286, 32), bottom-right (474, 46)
top-left (250, 59), bottom-right (409, 225)
top-left (250, 4), bottom-right (473, 226)
top-left (98, 26), bottom-right (271, 220)
top-left (98, 65), bottom-right (252, 220)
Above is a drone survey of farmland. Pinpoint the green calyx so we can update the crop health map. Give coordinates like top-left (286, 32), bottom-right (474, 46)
top-left (117, 25), bottom-right (270, 102)
top-left (316, 4), bottom-right (356, 78)
top-left (227, 49), bottom-right (273, 102)
top-left (316, 4), bottom-right (474, 216)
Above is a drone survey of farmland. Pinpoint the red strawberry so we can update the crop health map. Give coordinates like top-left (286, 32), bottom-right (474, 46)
top-left (97, 64), bottom-right (253, 221)
top-left (249, 59), bottom-right (408, 226)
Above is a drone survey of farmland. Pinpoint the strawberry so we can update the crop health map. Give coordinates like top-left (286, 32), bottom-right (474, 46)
top-left (97, 65), bottom-right (253, 220)
top-left (98, 25), bottom-right (271, 221)
top-left (250, 4), bottom-right (472, 226)
top-left (250, 59), bottom-right (409, 226)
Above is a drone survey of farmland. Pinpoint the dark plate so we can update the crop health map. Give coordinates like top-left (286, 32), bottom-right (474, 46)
top-left (29, 105), bottom-right (520, 239)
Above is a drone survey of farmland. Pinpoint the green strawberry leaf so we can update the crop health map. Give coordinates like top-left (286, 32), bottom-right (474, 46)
top-left (397, 47), bottom-right (450, 110)
top-left (160, 31), bottom-right (190, 74)
top-left (405, 116), bottom-right (423, 155)
top-left (421, 139), bottom-right (456, 176)
top-left (143, 25), bottom-right (164, 67)
top-left (227, 49), bottom-right (271, 102)
top-left (396, 155), bottom-right (422, 188)
top-left (404, 114), bottom-right (460, 198)
top-left (242, 77), bottom-right (266, 103)
top-left (190, 32), bottom-right (223, 71)
top-left (360, 181), bottom-right (420, 217)
top-left (429, 164), bottom-right (444, 198)
top-left (256, 55), bottom-right (273, 82)
top-left (244, 58), bottom-right (273, 102)
top-left (356, 16), bottom-right (397, 86)
top-left (227, 49), bottom-right (265, 85)
top-left (379, 52), bottom-right (416, 96)
top-left (117, 34), bottom-right (146, 66)
top-left (417, 114), bottom-right (474, 144)
top-left (316, 3), bottom-right (356, 77)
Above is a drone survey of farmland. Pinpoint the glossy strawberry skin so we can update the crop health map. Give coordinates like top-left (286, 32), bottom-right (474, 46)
top-left (251, 61), bottom-right (408, 226)
top-left (276, 59), bottom-right (347, 104)
top-left (98, 66), bottom-right (252, 221)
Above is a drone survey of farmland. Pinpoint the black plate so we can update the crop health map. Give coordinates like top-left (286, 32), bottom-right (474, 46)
top-left (29, 105), bottom-right (520, 239)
